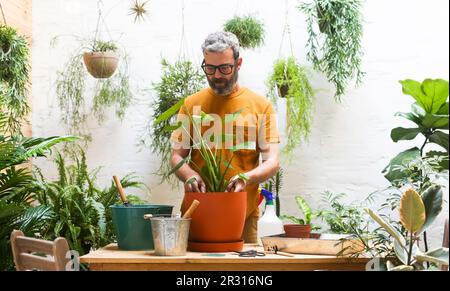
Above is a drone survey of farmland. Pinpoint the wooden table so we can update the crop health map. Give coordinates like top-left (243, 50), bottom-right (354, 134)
top-left (80, 244), bottom-right (369, 271)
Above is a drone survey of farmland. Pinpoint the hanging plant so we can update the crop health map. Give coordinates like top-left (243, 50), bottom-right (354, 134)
top-left (299, 0), bottom-right (365, 102)
top-left (54, 38), bottom-right (133, 141)
top-left (267, 57), bottom-right (314, 154)
top-left (141, 58), bottom-right (206, 186)
top-left (0, 25), bottom-right (30, 136)
top-left (83, 40), bottom-right (119, 79)
top-left (223, 15), bottom-right (265, 49)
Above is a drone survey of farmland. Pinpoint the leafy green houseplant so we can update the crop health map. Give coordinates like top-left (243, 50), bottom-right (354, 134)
top-left (223, 15), bottom-right (265, 49)
top-left (299, 0), bottom-right (365, 102)
top-left (142, 58), bottom-right (206, 187)
top-left (366, 187), bottom-right (448, 271)
top-left (383, 78), bottom-right (449, 254)
top-left (267, 57), bottom-right (314, 154)
top-left (54, 38), bottom-right (133, 141)
top-left (28, 147), bottom-right (146, 257)
top-left (0, 25), bottom-right (30, 136)
top-left (155, 100), bottom-right (255, 251)
top-left (280, 196), bottom-right (319, 238)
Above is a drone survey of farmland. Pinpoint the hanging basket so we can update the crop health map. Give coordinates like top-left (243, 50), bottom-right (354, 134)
top-left (82, 51), bottom-right (119, 79)
top-left (277, 84), bottom-right (289, 98)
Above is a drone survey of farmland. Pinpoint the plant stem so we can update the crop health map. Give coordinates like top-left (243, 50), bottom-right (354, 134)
top-left (407, 231), bottom-right (414, 266)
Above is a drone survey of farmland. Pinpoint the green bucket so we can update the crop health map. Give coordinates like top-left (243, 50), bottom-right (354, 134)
top-left (110, 204), bottom-right (174, 250)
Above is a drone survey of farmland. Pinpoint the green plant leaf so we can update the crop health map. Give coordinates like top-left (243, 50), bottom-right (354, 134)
top-left (429, 131), bottom-right (449, 152)
top-left (394, 239), bottom-right (408, 265)
top-left (364, 208), bottom-right (406, 247)
top-left (411, 103), bottom-right (426, 117)
top-left (437, 102), bottom-right (449, 115)
top-left (394, 112), bottom-right (422, 126)
top-left (400, 79), bottom-right (449, 114)
top-left (418, 185), bottom-right (443, 234)
top-left (422, 114), bottom-right (449, 129)
top-left (382, 148), bottom-right (421, 183)
top-left (295, 196), bottom-right (312, 225)
top-left (161, 122), bottom-right (182, 133)
top-left (168, 156), bottom-right (190, 176)
top-left (390, 127), bottom-right (423, 142)
top-left (224, 109), bottom-right (245, 124)
top-left (280, 215), bottom-right (304, 225)
top-left (425, 151), bottom-right (449, 171)
top-left (231, 141), bottom-right (256, 152)
top-left (389, 265), bottom-right (415, 271)
top-left (238, 173), bottom-right (249, 182)
top-left (399, 189), bottom-right (425, 233)
top-left (154, 98), bottom-right (185, 125)
top-left (415, 248), bottom-right (449, 265)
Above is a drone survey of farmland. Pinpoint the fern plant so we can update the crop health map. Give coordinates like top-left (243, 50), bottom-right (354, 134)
top-left (0, 25), bottom-right (30, 136)
top-left (29, 147), bottom-right (146, 256)
top-left (299, 0), bottom-right (365, 102)
top-left (141, 58), bottom-right (205, 187)
top-left (267, 57), bottom-right (315, 155)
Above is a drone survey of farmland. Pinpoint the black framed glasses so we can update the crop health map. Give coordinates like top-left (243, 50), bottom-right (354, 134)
top-left (201, 60), bottom-right (236, 75)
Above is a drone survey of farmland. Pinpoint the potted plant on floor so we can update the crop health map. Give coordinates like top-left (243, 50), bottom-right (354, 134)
top-left (83, 40), bottom-right (119, 79)
top-left (154, 102), bottom-right (255, 252)
top-left (280, 196), bottom-right (320, 238)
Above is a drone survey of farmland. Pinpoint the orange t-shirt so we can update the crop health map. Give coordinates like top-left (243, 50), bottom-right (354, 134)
top-left (173, 87), bottom-right (280, 216)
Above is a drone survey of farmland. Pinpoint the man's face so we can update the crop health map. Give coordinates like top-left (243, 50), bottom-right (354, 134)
top-left (203, 48), bottom-right (242, 96)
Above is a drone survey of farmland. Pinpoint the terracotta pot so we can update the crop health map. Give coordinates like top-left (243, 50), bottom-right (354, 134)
top-left (83, 51), bottom-right (119, 79)
top-left (181, 192), bottom-right (247, 243)
top-left (283, 224), bottom-right (312, 238)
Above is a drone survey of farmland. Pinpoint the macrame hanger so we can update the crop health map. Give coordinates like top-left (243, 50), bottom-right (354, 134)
top-left (178, 0), bottom-right (190, 62)
top-left (0, 1), bottom-right (7, 25)
top-left (278, 0), bottom-right (295, 59)
top-left (93, 0), bottom-right (114, 44)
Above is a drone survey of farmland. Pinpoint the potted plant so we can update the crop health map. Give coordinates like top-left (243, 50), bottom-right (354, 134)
top-left (267, 57), bottom-right (314, 155)
top-left (223, 15), bottom-right (265, 49)
top-left (280, 196), bottom-right (320, 238)
top-left (83, 40), bottom-right (119, 79)
top-left (54, 37), bottom-right (133, 141)
top-left (0, 25), bottom-right (30, 136)
top-left (141, 58), bottom-right (206, 187)
top-left (154, 102), bottom-right (255, 252)
top-left (382, 78), bottom-right (449, 255)
top-left (298, 0), bottom-right (365, 102)
top-left (366, 187), bottom-right (448, 271)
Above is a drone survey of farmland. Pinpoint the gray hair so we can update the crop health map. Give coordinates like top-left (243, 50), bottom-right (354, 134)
top-left (201, 32), bottom-right (240, 59)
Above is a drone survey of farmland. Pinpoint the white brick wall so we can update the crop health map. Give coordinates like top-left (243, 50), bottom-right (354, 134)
top-left (32, 0), bottom-right (449, 248)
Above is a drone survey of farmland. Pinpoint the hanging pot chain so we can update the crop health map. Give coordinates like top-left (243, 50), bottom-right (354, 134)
top-left (0, 1), bottom-right (7, 25)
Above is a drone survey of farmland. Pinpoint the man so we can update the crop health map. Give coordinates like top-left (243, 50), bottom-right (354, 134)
top-left (170, 31), bottom-right (280, 243)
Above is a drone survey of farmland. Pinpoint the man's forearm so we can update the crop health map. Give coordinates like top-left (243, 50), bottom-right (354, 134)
top-left (245, 157), bottom-right (279, 186)
top-left (171, 153), bottom-right (198, 183)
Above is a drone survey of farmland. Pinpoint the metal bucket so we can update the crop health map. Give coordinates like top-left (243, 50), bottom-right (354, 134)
top-left (149, 216), bottom-right (191, 256)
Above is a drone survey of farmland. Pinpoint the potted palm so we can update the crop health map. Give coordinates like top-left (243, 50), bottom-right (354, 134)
top-left (154, 102), bottom-right (255, 252)
top-left (83, 40), bottom-right (119, 79)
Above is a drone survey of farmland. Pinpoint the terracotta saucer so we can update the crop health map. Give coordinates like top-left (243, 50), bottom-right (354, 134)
top-left (188, 240), bottom-right (244, 252)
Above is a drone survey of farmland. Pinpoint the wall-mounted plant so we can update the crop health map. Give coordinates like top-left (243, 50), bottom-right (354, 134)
top-left (0, 25), bottom-right (30, 136)
top-left (267, 57), bottom-right (314, 154)
top-left (299, 0), bottom-right (365, 102)
top-left (223, 15), bottom-right (265, 49)
top-left (141, 58), bottom-right (205, 186)
top-left (54, 37), bottom-right (133, 141)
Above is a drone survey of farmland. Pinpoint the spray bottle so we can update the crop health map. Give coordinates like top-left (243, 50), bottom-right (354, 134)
top-left (257, 188), bottom-right (284, 246)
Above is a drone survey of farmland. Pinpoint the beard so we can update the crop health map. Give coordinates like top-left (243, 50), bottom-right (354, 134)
top-left (207, 70), bottom-right (239, 96)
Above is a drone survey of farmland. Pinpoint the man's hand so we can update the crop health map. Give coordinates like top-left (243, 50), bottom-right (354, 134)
top-left (226, 175), bottom-right (247, 192)
top-left (184, 174), bottom-right (206, 193)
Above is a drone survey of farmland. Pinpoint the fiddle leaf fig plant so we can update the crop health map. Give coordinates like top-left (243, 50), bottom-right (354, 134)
top-left (365, 187), bottom-right (448, 270)
top-left (299, 0), bottom-right (365, 102)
